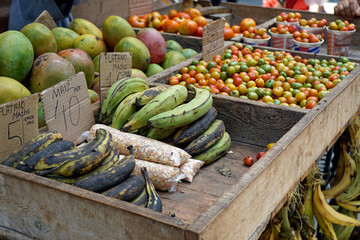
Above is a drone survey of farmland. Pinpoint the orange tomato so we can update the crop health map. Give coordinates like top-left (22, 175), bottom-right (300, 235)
top-left (240, 18), bottom-right (256, 33)
top-left (224, 22), bottom-right (231, 28)
top-left (193, 16), bottom-right (207, 27)
top-left (178, 20), bottom-right (198, 35)
top-left (176, 12), bottom-right (191, 19)
top-left (169, 9), bottom-right (178, 19)
top-left (186, 8), bottom-right (202, 19)
top-left (224, 28), bottom-right (235, 40)
top-left (128, 15), bottom-right (147, 28)
top-left (232, 25), bottom-right (241, 33)
top-left (162, 20), bottom-right (179, 33)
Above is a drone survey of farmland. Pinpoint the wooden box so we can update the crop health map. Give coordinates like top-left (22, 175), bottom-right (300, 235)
top-left (1, 48), bottom-right (360, 240)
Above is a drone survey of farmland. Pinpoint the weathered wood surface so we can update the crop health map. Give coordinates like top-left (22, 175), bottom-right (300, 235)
top-left (71, 0), bottom-right (129, 27)
top-left (0, 165), bottom-right (187, 239)
top-left (184, 58), bottom-right (360, 240)
top-left (159, 141), bottom-right (264, 225)
top-left (222, 2), bottom-right (360, 46)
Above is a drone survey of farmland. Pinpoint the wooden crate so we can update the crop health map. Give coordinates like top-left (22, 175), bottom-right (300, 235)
top-left (1, 48), bottom-right (360, 240)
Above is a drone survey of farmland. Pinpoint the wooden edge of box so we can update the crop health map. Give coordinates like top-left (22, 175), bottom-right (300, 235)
top-left (0, 165), bottom-right (188, 239)
top-left (184, 64), bottom-right (360, 239)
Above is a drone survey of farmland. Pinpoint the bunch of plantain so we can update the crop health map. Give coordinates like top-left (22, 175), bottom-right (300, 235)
top-left (105, 83), bottom-right (231, 165)
top-left (259, 117), bottom-right (360, 240)
top-left (98, 76), bottom-right (151, 125)
top-left (1, 128), bottom-right (163, 212)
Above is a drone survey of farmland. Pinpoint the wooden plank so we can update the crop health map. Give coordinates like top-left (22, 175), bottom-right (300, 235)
top-left (0, 166), bottom-right (187, 239)
top-left (71, 0), bottom-right (129, 27)
top-left (185, 62), bottom-right (360, 239)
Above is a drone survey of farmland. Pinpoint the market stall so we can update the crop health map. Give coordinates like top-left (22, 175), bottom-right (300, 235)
top-left (1, 1), bottom-right (360, 239)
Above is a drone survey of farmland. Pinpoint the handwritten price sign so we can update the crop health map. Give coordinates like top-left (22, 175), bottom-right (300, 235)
top-left (202, 19), bottom-right (225, 62)
top-left (99, 52), bottom-right (132, 102)
top-left (34, 10), bottom-right (57, 29)
top-left (0, 94), bottom-right (39, 161)
top-left (41, 72), bottom-right (95, 141)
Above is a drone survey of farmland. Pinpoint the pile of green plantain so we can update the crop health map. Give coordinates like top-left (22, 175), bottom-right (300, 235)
top-left (1, 129), bottom-right (162, 213)
top-left (99, 76), bottom-right (232, 165)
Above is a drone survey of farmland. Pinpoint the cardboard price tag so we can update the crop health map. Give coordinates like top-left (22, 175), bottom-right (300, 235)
top-left (202, 19), bottom-right (225, 62)
top-left (129, 0), bottom-right (152, 16)
top-left (34, 10), bottom-right (57, 29)
top-left (0, 94), bottom-right (39, 162)
top-left (99, 52), bottom-right (132, 102)
top-left (41, 72), bottom-right (95, 141)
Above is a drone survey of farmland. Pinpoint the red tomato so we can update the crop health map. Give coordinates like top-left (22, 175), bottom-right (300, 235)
top-left (128, 15), bottom-right (147, 28)
top-left (306, 101), bottom-right (316, 109)
top-left (244, 156), bottom-right (255, 166)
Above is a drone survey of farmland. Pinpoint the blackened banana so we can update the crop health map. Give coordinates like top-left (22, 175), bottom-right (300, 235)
top-left (73, 146), bottom-right (135, 192)
top-left (24, 140), bottom-right (75, 170)
top-left (2, 131), bottom-right (63, 167)
top-left (102, 173), bottom-right (145, 202)
top-left (142, 167), bottom-right (162, 212)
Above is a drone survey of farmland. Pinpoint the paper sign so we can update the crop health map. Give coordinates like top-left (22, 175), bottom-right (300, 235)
top-left (34, 10), bottom-right (57, 29)
top-left (99, 52), bottom-right (132, 102)
top-left (129, 0), bottom-right (152, 16)
top-left (0, 94), bottom-right (39, 162)
top-left (41, 72), bottom-right (95, 141)
top-left (202, 19), bottom-right (225, 61)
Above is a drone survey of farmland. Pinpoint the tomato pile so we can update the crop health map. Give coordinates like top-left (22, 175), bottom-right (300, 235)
top-left (128, 8), bottom-right (242, 40)
top-left (328, 19), bottom-right (356, 31)
top-left (299, 18), bottom-right (327, 28)
top-left (242, 27), bottom-right (270, 40)
top-left (270, 24), bottom-right (298, 35)
top-left (168, 43), bottom-right (357, 109)
top-left (276, 12), bottom-right (302, 23)
top-left (293, 30), bottom-right (322, 43)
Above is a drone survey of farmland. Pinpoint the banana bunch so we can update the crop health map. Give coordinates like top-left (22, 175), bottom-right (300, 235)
top-left (98, 81), bottom-right (231, 165)
top-left (259, 117), bottom-right (360, 240)
top-left (99, 77), bottom-right (150, 125)
top-left (2, 131), bottom-right (70, 172)
top-left (2, 128), bottom-right (163, 212)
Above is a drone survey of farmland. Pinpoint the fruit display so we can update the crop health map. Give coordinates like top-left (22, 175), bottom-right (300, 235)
top-left (98, 76), bottom-right (231, 166)
top-left (270, 23), bottom-right (298, 35)
top-left (0, 15), bottom-right (198, 109)
top-left (1, 129), bottom-right (162, 212)
top-left (328, 19), bottom-right (356, 32)
top-left (275, 12), bottom-right (302, 24)
top-left (242, 27), bottom-right (270, 40)
top-left (299, 17), bottom-right (327, 28)
top-left (166, 43), bottom-right (357, 109)
top-left (259, 117), bottom-right (360, 239)
top-left (292, 30), bottom-right (323, 43)
top-left (127, 8), bottom-right (243, 40)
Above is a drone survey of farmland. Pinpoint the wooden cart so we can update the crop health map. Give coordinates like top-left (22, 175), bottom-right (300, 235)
top-left (1, 43), bottom-right (360, 239)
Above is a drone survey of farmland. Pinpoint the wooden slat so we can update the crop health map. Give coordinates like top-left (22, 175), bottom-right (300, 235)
top-left (0, 166), bottom-right (187, 239)
top-left (71, 0), bottom-right (129, 27)
top-left (185, 61), bottom-right (360, 240)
